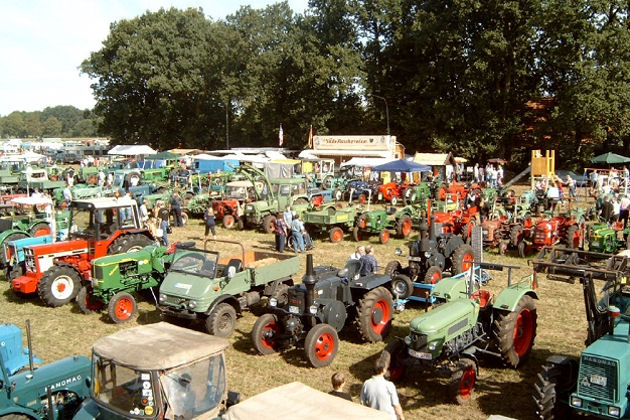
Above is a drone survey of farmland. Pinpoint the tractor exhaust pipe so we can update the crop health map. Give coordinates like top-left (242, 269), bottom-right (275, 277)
top-left (26, 319), bottom-right (34, 375)
top-left (303, 254), bottom-right (316, 328)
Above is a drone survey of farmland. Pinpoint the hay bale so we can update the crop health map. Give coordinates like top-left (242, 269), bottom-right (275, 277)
top-left (247, 257), bottom-right (279, 268)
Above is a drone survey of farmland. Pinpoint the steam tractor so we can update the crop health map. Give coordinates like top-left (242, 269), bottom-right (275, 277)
top-left (251, 254), bottom-right (398, 368)
top-left (11, 197), bottom-right (155, 307)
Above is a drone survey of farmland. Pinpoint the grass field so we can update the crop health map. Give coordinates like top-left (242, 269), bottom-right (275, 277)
top-left (0, 201), bottom-right (591, 420)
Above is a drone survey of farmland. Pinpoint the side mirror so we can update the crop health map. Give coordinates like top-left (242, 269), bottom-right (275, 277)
top-left (227, 266), bottom-right (236, 279)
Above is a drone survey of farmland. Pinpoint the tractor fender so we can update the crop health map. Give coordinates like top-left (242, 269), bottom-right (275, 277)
top-left (460, 351), bottom-right (479, 372)
top-left (0, 228), bottom-right (30, 246)
top-left (431, 275), bottom-right (469, 302)
top-left (0, 408), bottom-right (37, 419)
top-left (493, 288), bottom-right (538, 312)
top-left (443, 236), bottom-right (465, 258)
top-left (350, 273), bottom-right (392, 290)
top-left (205, 294), bottom-right (241, 315)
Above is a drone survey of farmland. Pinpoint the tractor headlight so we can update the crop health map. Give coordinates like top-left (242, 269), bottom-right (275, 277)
top-left (609, 406), bottom-right (620, 417)
top-left (159, 294), bottom-right (167, 303)
top-left (428, 341), bottom-right (438, 351)
top-left (424, 252), bottom-right (431, 258)
top-left (245, 204), bottom-right (254, 212)
top-left (188, 300), bottom-right (197, 309)
top-left (570, 397), bottom-right (582, 408)
top-left (269, 298), bottom-right (277, 307)
top-left (309, 305), bottom-right (318, 315)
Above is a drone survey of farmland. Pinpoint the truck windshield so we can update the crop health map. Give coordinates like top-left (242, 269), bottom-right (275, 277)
top-left (92, 355), bottom-right (157, 418)
top-left (170, 250), bottom-right (219, 277)
top-left (160, 354), bottom-right (226, 420)
top-left (225, 185), bottom-right (248, 199)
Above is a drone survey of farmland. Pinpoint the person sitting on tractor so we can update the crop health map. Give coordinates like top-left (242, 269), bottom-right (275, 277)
top-left (359, 246), bottom-right (378, 276)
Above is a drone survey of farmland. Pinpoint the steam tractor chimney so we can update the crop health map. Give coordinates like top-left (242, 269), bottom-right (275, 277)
top-left (303, 254), bottom-right (317, 328)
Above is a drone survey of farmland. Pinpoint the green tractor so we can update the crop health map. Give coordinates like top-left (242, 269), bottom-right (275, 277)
top-left (77, 244), bottom-right (175, 323)
top-left (302, 201), bottom-right (357, 243)
top-left (353, 206), bottom-right (413, 244)
top-left (382, 262), bottom-right (538, 404)
top-left (532, 248), bottom-right (630, 419)
top-left (586, 222), bottom-right (630, 254)
top-left (402, 182), bottom-right (432, 206)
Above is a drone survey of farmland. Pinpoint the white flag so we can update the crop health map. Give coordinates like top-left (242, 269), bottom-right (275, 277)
top-left (279, 124), bottom-right (284, 147)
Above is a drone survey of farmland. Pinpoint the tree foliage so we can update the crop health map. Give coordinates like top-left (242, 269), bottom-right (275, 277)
top-left (0, 106), bottom-right (98, 138)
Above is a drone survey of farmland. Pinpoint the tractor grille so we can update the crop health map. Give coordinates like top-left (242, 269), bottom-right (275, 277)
top-left (24, 249), bottom-right (36, 273)
top-left (578, 355), bottom-right (617, 403)
top-left (408, 331), bottom-right (428, 351)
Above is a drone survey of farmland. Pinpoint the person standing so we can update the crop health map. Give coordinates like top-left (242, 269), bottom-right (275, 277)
top-left (203, 204), bottom-right (216, 240)
top-left (349, 245), bottom-right (366, 260)
top-left (620, 194), bottom-right (630, 228)
top-left (170, 192), bottom-right (183, 227)
top-left (473, 163), bottom-right (480, 183)
top-left (329, 372), bottom-right (352, 401)
top-left (139, 199), bottom-right (150, 226)
top-left (158, 203), bottom-right (170, 246)
top-left (274, 212), bottom-right (287, 252)
top-left (361, 358), bottom-right (404, 420)
top-left (290, 214), bottom-right (305, 253)
top-left (359, 246), bottom-right (378, 276)
top-left (600, 195), bottom-right (615, 224)
top-left (283, 205), bottom-right (294, 227)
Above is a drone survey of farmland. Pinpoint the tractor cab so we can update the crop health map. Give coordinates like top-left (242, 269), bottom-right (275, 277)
top-left (69, 197), bottom-right (141, 242)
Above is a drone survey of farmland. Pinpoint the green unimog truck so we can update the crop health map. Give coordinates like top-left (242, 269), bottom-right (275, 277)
top-left (157, 239), bottom-right (299, 337)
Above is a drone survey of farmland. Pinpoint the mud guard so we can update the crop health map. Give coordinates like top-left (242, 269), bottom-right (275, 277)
top-left (350, 273), bottom-right (392, 290)
top-left (493, 288), bottom-right (538, 312)
top-left (0, 228), bottom-right (30, 248)
top-left (205, 294), bottom-right (240, 315)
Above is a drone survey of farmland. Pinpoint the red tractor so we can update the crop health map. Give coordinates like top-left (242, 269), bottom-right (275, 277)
top-left (11, 197), bottom-right (155, 307)
top-left (481, 214), bottom-right (534, 255)
top-left (516, 215), bottom-right (584, 257)
top-left (212, 180), bottom-right (258, 229)
top-left (377, 181), bottom-right (410, 206)
top-left (436, 181), bottom-right (470, 203)
top-left (429, 205), bottom-right (479, 243)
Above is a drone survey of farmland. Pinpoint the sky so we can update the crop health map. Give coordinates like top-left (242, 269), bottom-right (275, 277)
top-left (0, 0), bottom-right (309, 116)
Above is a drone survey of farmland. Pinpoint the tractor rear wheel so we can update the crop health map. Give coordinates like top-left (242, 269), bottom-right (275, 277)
top-left (356, 286), bottom-right (394, 342)
top-left (29, 222), bottom-right (51, 237)
top-left (449, 358), bottom-right (477, 404)
top-left (76, 286), bottom-right (104, 314)
top-left (352, 226), bottom-right (363, 242)
top-left (223, 214), bottom-right (236, 229)
top-left (451, 244), bottom-right (474, 274)
top-left (252, 313), bottom-right (281, 355)
top-left (494, 295), bottom-right (537, 367)
top-left (329, 227), bottom-right (344, 243)
top-left (304, 323), bottom-right (338, 368)
top-left (424, 266), bottom-right (442, 284)
top-left (517, 241), bottom-right (527, 258)
top-left (262, 215), bottom-right (275, 234)
top-left (38, 265), bottom-right (81, 307)
top-left (205, 303), bottom-right (237, 337)
top-left (108, 292), bottom-right (137, 323)
top-left (510, 224), bottom-right (523, 246)
top-left (108, 234), bottom-right (153, 254)
top-left (384, 261), bottom-right (401, 277)
top-left (0, 232), bottom-right (28, 264)
top-left (396, 214), bottom-right (412, 238)
top-left (380, 340), bottom-right (408, 381)
top-left (565, 225), bottom-right (580, 248)
top-left (533, 358), bottom-right (577, 420)
top-left (391, 274), bottom-right (413, 299)
top-left (379, 230), bottom-right (390, 244)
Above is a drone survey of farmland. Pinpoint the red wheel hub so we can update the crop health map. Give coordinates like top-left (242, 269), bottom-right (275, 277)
top-left (332, 230), bottom-right (343, 242)
top-left (513, 308), bottom-right (534, 356)
top-left (34, 227), bottom-right (51, 237)
top-left (459, 366), bottom-right (476, 398)
top-left (115, 298), bottom-right (134, 321)
top-left (402, 220), bottom-right (411, 236)
top-left (370, 299), bottom-right (391, 334)
top-left (314, 332), bottom-right (335, 361)
top-left (261, 321), bottom-right (278, 350)
top-left (56, 283), bottom-right (66, 292)
top-left (430, 271), bottom-right (441, 284)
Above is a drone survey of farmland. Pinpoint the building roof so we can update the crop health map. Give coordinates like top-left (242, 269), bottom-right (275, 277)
top-left (413, 152), bottom-right (456, 166)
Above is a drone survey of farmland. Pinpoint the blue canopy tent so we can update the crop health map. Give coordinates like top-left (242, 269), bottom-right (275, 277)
top-left (371, 159), bottom-right (431, 172)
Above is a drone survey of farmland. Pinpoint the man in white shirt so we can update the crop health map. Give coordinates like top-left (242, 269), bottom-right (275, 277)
top-left (361, 357), bottom-right (404, 420)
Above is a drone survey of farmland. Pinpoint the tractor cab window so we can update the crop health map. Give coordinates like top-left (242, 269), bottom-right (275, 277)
top-left (225, 185), bottom-right (247, 200)
top-left (160, 354), bottom-right (226, 420)
top-left (118, 205), bottom-right (137, 229)
top-left (92, 355), bottom-right (157, 418)
top-left (69, 206), bottom-right (95, 238)
top-left (278, 185), bottom-right (291, 197)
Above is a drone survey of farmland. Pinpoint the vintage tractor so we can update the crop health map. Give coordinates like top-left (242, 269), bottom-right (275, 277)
top-left (381, 262), bottom-right (538, 404)
top-left (11, 196), bottom-right (156, 307)
top-left (211, 180), bottom-right (260, 229)
top-left (430, 206), bottom-right (479, 243)
top-left (0, 321), bottom-right (92, 420)
top-left (73, 322), bottom-right (239, 420)
top-left (345, 180), bottom-right (376, 204)
top-left (376, 181), bottom-right (409, 206)
top-left (586, 222), bottom-right (630, 254)
top-left (402, 182), bottom-right (432, 206)
top-left (77, 243), bottom-right (176, 323)
top-left (302, 201), bottom-right (357, 243)
top-left (480, 212), bottom-right (535, 255)
top-left (516, 214), bottom-right (585, 258)
top-left (531, 248), bottom-right (630, 419)
top-left (251, 254), bottom-right (398, 368)
top-left (157, 240), bottom-right (299, 337)
top-left (385, 215), bottom-right (475, 286)
top-left (353, 206), bottom-right (411, 244)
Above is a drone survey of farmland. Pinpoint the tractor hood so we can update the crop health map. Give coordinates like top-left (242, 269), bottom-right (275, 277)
top-left (25, 239), bottom-right (88, 256)
top-left (410, 299), bottom-right (477, 334)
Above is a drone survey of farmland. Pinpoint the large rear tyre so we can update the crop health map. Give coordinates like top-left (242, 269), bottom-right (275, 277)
top-left (424, 266), bottom-right (442, 284)
top-left (76, 286), bottom-right (104, 314)
top-left (108, 292), bottom-right (137, 323)
top-left (356, 287), bottom-right (394, 342)
top-left (518, 240), bottom-right (527, 258)
top-left (380, 340), bottom-right (408, 381)
top-left (304, 323), bottom-right (338, 368)
top-left (510, 224), bottom-right (523, 247)
top-left (29, 222), bottom-right (51, 237)
top-left (449, 358), bottom-right (477, 405)
top-left (0, 232), bottom-right (28, 265)
top-left (205, 303), bottom-right (237, 337)
top-left (252, 313), bottom-right (281, 355)
top-left (533, 358), bottom-right (577, 420)
top-left (494, 295), bottom-right (537, 367)
top-left (262, 215), bottom-right (275, 234)
top-left (108, 234), bottom-right (153, 254)
top-left (37, 265), bottom-right (81, 307)
top-left (564, 225), bottom-right (580, 249)
top-left (451, 244), bottom-right (474, 274)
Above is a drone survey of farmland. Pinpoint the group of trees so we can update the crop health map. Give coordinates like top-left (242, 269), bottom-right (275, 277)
top-left (6, 1), bottom-right (630, 169)
top-left (0, 106), bottom-right (99, 138)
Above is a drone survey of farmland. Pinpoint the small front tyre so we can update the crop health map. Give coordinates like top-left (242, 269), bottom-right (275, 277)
top-left (108, 292), bottom-right (137, 323)
top-left (205, 303), bottom-right (237, 337)
top-left (450, 358), bottom-right (477, 404)
top-left (76, 286), bottom-right (104, 314)
top-left (304, 323), bottom-right (338, 368)
top-left (252, 313), bottom-right (281, 355)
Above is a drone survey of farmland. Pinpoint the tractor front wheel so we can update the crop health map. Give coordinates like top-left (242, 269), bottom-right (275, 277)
top-left (510, 225), bottom-right (523, 247)
top-left (252, 313), bottom-right (281, 355)
top-left (108, 292), bottom-right (137, 323)
top-left (356, 286), bottom-right (394, 342)
top-left (424, 266), bottom-right (442, 284)
top-left (352, 226), bottom-right (363, 242)
top-left (494, 295), bottom-right (537, 367)
top-left (223, 215), bottom-right (236, 229)
top-left (451, 244), bottom-right (474, 274)
top-left (379, 230), bottom-right (390, 244)
top-left (449, 358), bottom-right (477, 404)
top-left (396, 215), bottom-right (412, 238)
top-left (205, 303), bottom-right (237, 337)
top-left (380, 340), bottom-right (408, 381)
top-left (390, 196), bottom-right (399, 206)
top-left (517, 240), bottom-right (527, 258)
top-left (329, 227), bottom-right (344, 243)
top-left (76, 286), bottom-right (104, 314)
top-left (38, 265), bottom-right (81, 307)
top-left (262, 215), bottom-right (275, 234)
top-left (391, 274), bottom-right (413, 299)
top-left (304, 323), bottom-right (339, 368)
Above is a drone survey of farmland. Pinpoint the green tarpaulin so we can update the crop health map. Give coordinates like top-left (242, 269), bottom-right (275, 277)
top-left (590, 152), bottom-right (630, 164)
top-left (145, 151), bottom-right (181, 160)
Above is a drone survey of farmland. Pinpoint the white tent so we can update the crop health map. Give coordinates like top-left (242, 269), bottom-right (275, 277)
top-left (108, 145), bottom-right (157, 155)
top-left (340, 157), bottom-right (393, 168)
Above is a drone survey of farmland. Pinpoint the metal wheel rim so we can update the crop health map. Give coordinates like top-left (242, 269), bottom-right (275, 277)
top-left (51, 276), bottom-right (74, 300)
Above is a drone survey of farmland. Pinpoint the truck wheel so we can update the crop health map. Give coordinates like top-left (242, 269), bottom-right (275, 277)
top-left (109, 234), bottom-right (153, 254)
top-left (262, 215), bottom-right (275, 234)
top-left (379, 230), bottom-right (390, 244)
top-left (510, 225), bottom-right (523, 247)
top-left (304, 323), bottom-right (338, 368)
top-left (76, 286), bottom-right (104, 314)
top-left (181, 212), bottom-right (189, 226)
top-left (29, 222), bottom-right (51, 237)
top-left (108, 292), bottom-right (137, 323)
top-left (384, 261), bottom-right (401, 277)
top-left (424, 266), bottom-right (442, 284)
top-left (449, 358), bottom-right (477, 404)
top-left (380, 340), bottom-right (408, 381)
top-left (533, 358), bottom-right (576, 420)
top-left (391, 274), bottom-right (413, 299)
top-left (494, 295), bottom-right (537, 367)
top-left (252, 313), bottom-right (281, 355)
top-left (352, 226), bottom-right (363, 242)
top-left (38, 265), bottom-right (81, 307)
top-left (565, 225), bottom-right (580, 248)
top-left (329, 227), bottom-right (344, 243)
top-left (205, 303), bottom-right (237, 337)
top-left (223, 215), bottom-right (236, 229)
top-left (356, 286), bottom-right (394, 342)
top-left (396, 214), bottom-right (412, 238)
top-left (451, 244), bottom-right (474, 274)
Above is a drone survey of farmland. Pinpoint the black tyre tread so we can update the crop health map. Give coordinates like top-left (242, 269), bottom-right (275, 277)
top-left (356, 286), bottom-right (394, 342)
top-left (380, 340), bottom-right (408, 381)
top-left (533, 360), bottom-right (575, 420)
top-left (352, 226), bottom-right (363, 242)
top-left (396, 214), bottom-right (412, 238)
top-left (304, 323), bottom-right (339, 368)
top-left (76, 286), bottom-right (102, 314)
top-left (449, 358), bottom-right (477, 405)
top-left (510, 224), bottom-right (522, 247)
top-left (384, 261), bottom-right (401, 277)
top-left (262, 215), bottom-right (275, 234)
top-left (424, 266), bottom-right (442, 284)
top-left (493, 295), bottom-right (537, 367)
top-left (0, 232), bottom-right (29, 265)
top-left (251, 313), bottom-right (280, 355)
top-left (107, 292), bottom-right (137, 323)
top-left (565, 225), bottom-right (578, 248)
top-left (37, 265), bottom-right (81, 307)
top-left (451, 244), bottom-right (474, 275)
top-left (205, 303), bottom-right (237, 337)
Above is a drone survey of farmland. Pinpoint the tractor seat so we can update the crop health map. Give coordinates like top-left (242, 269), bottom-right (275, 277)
top-left (471, 289), bottom-right (491, 308)
top-left (338, 259), bottom-right (361, 279)
top-left (226, 258), bottom-right (242, 274)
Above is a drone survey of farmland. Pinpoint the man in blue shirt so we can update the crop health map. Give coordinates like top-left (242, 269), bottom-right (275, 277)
top-left (359, 246), bottom-right (378, 276)
top-left (290, 214), bottom-right (305, 253)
